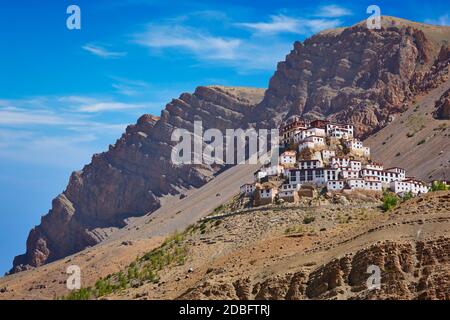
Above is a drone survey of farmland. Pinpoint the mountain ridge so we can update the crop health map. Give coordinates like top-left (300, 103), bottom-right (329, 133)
top-left (250, 16), bottom-right (450, 137)
top-left (10, 86), bottom-right (265, 274)
top-left (9, 16), bottom-right (450, 275)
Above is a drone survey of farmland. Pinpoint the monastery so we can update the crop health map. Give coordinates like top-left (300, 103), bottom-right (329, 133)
top-left (240, 116), bottom-right (430, 206)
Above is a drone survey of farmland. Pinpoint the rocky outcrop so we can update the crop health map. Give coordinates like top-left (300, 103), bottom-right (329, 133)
top-left (434, 88), bottom-right (450, 119)
top-left (251, 17), bottom-right (450, 138)
top-left (180, 237), bottom-right (450, 300)
top-left (178, 192), bottom-right (450, 300)
top-left (10, 86), bottom-right (265, 273)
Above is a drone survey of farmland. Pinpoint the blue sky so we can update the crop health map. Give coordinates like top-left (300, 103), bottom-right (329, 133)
top-left (0, 0), bottom-right (449, 274)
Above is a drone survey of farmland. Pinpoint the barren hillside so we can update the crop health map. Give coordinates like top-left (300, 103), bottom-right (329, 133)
top-left (0, 162), bottom-right (258, 299)
top-left (366, 78), bottom-right (450, 181)
top-left (2, 16), bottom-right (450, 300)
top-left (3, 189), bottom-right (449, 300)
top-left (106, 191), bottom-right (450, 300)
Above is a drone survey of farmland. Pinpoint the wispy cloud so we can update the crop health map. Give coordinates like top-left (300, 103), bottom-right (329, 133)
top-left (111, 77), bottom-right (151, 96)
top-left (235, 4), bottom-right (350, 35)
top-left (0, 109), bottom-right (69, 126)
top-left (132, 10), bottom-right (346, 71)
top-left (303, 18), bottom-right (343, 33)
top-left (315, 5), bottom-right (352, 18)
top-left (0, 96), bottom-right (134, 168)
top-left (134, 24), bottom-right (241, 60)
top-left (77, 101), bottom-right (146, 113)
top-left (425, 14), bottom-right (450, 26)
top-left (58, 96), bottom-right (98, 105)
top-left (0, 96), bottom-right (145, 127)
top-left (0, 106), bottom-right (130, 131)
top-left (236, 14), bottom-right (342, 35)
top-left (236, 15), bottom-right (303, 35)
top-left (82, 44), bottom-right (127, 58)
top-left (133, 23), bottom-right (288, 71)
top-left (0, 129), bottom-right (103, 168)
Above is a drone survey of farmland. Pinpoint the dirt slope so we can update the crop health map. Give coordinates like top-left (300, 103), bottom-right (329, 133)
top-left (113, 191), bottom-right (450, 300)
top-left (0, 163), bottom-right (257, 299)
top-left (11, 85), bottom-right (265, 273)
top-left (366, 78), bottom-right (450, 181)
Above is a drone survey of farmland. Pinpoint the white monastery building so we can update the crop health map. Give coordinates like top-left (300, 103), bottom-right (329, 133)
top-left (280, 151), bottom-right (297, 166)
top-left (240, 117), bottom-right (431, 205)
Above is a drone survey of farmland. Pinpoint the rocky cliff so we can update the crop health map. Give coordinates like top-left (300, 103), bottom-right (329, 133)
top-left (180, 237), bottom-right (450, 300)
top-left (434, 88), bottom-right (450, 120)
top-left (10, 86), bottom-right (265, 273)
top-left (251, 17), bottom-right (450, 138)
top-left (11, 16), bottom-right (450, 273)
top-left (174, 192), bottom-right (450, 300)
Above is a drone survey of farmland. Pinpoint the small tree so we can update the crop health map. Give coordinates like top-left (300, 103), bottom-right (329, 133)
top-left (382, 192), bottom-right (399, 212)
top-left (431, 181), bottom-right (448, 192)
top-left (402, 191), bottom-right (413, 202)
top-left (303, 216), bottom-right (315, 224)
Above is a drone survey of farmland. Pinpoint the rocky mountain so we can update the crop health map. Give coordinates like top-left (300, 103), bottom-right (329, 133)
top-left (434, 88), bottom-right (450, 119)
top-left (10, 86), bottom-right (265, 273)
top-left (157, 192), bottom-right (450, 300)
top-left (2, 183), bottom-right (450, 300)
top-left (251, 17), bottom-right (450, 138)
top-left (10, 16), bottom-right (450, 274)
top-left (365, 77), bottom-right (450, 181)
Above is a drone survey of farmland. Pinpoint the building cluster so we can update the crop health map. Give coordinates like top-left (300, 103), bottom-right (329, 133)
top-left (240, 116), bottom-right (430, 206)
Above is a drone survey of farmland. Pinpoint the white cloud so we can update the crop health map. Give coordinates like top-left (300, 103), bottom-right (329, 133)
top-left (236, 12), bottom-right (346, 35)
top-left (0, 95), bottom-right (148, 127)
top-left (112, 84), bottom-right (140, 96)
top-left (134, 23), bottom-right (290, 71)
top-left (58, 96), bottom-right (98, 105)
top-left (110, 77), bottom-right (151, 96)
top-left (78, 101), bottom-right (146, 113)
top-left (133, 24), bottom-right (241, 60)
top-left (236, 15), bottom-right (303, 35)
top-left (315, 5), bottom-right (352, 18)
top-left (82, 44), bottom-right (127, 58)
top-left (133, 15), bottom-right (344, 71)
top-left (0, 107), bottom-right (130, 133)
top-left (0, 109), bottom-right (69, 126)
top-left (304, 18), bottom-right (343, 33)
top-left (425, 14), bottom-right (450, 26)
top-left (0, 97), bottom-right (133, 168)
top-left (0, 129), bottom-right (101, 168)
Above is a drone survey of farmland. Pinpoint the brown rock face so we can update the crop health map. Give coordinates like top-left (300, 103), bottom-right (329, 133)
top-left (434, 88), bottom-right (450, 119)
top-left (180, 237), bottom-right (450, 300)
top-left (251, 17), bottom-right (450, 138)
top-left (10, 86), bottom-right (265, 273)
